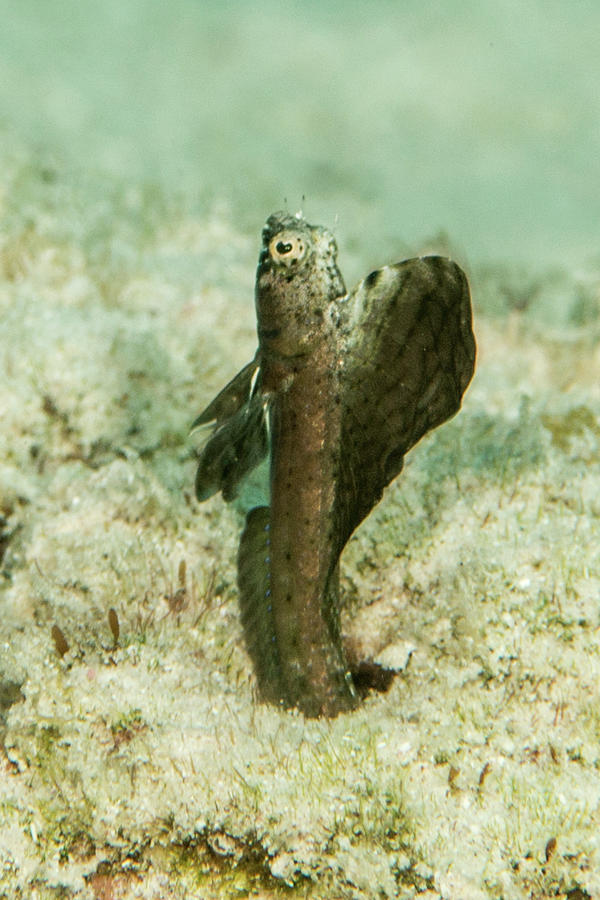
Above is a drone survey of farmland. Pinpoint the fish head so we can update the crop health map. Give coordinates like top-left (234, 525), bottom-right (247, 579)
top-left (255, 212), bottom-right (346, 358)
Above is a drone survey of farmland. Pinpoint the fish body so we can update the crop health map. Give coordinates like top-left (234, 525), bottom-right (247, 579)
top-left (194, 212), bottom-right (476, 717)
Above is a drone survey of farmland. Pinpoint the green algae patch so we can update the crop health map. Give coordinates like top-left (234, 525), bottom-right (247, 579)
top-left (542, 405), bottom-right (600, 460)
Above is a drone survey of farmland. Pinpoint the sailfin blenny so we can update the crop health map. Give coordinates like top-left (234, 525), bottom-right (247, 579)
top-left (193, 212), bottom-right (476, 717)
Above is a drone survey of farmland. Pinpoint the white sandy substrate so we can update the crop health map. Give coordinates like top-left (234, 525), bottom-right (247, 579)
top-left (1, 138), bottom-right (600, 900)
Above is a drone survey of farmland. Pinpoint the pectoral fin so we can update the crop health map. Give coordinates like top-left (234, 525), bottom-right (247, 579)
top-left (191, 357), bottom-right (260, 430)
top-left (193, 357), bottom-right (268, 501)
top-left (194, 393), bottom-right (268, 501)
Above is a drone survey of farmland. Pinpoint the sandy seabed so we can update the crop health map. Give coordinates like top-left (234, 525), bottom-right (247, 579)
top-left (1, 135), bottom-right (600, 900)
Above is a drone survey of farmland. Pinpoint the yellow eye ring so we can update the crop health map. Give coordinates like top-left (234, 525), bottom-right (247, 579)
top-left (269, 234), bottom-right (306, 266)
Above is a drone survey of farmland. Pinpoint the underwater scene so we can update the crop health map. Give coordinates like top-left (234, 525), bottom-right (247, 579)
top-left (0, 1), bottom-right (599, 897)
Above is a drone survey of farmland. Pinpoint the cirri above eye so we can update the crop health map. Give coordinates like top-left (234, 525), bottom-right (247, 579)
top-left (269, 233), bottom-right (305, 265)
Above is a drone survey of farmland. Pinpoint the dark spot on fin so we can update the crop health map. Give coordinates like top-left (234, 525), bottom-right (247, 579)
top-left (365, 269), bottom-right (381, 289)
top-left (237, 506), bottom-right (283, 704)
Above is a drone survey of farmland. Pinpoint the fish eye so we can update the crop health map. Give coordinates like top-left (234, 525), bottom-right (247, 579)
top-left (269, 233), bottom-right (306, 266)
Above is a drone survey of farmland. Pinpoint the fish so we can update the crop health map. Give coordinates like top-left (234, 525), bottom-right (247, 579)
top-left (193, 212), bottom-right (476, 717)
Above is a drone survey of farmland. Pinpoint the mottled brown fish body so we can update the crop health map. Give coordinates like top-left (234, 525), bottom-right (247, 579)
top-left (254, 214), bottom-right (357, 715)
top-left (193, 211), bottom-right (476, 718)
top-left (263, 348), bottom-right (358, 717)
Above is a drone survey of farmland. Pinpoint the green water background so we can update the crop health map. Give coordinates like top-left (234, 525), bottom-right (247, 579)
top-left (0, 0), bottom-right (597, 278)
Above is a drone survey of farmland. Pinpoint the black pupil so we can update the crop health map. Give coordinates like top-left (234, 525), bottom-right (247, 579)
top-left (276, 241), bottom-right (293, 255)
